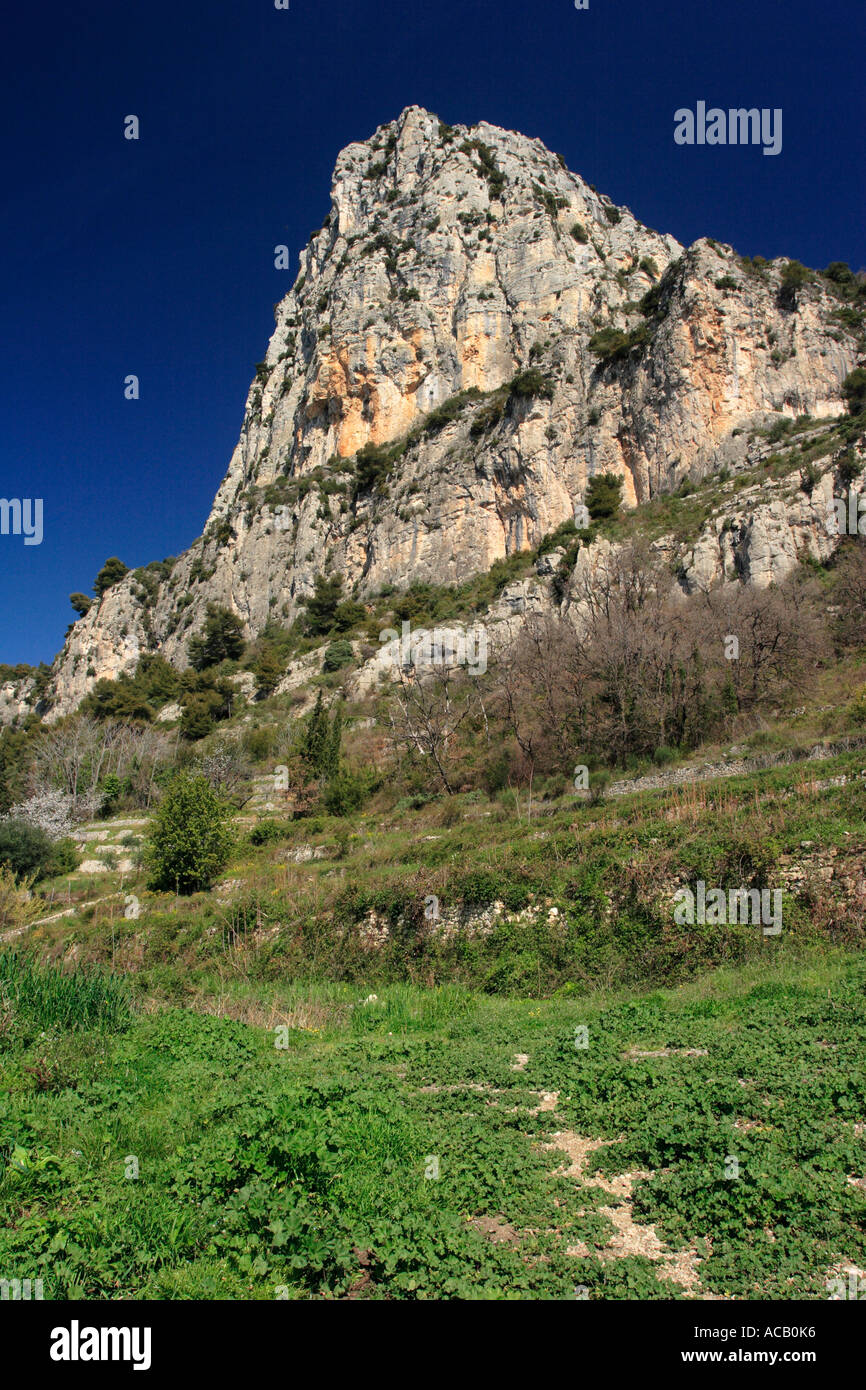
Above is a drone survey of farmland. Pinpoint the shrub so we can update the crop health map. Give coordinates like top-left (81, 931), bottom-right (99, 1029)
top-left (842, 368), bottom-right (866, 417)
top-left (50, 839), bottom-right (79, 876)
top-left (353, 440), bottom-right (406, 495)
top-left (537, 519), bottom-right (580, 556)
top-left (144, 774), bottom-right (235, 893)
top-left (824, 262), bottom-right (855, 286)
top-left (244, 726), bottom-right (278, 762)
top-left (469, 391), bottom-right (508, 436)
top-left (422, 388), bottom-right (481, 434)
top-left (588, 327), bottom-right (630, 362)
top-left (249, 819), bottom-right (290, 846)
top-left (585, 473), bottom-right (624, 521)
top-left (459, 139), bottom-right (506, 198)
top-left (0, 819), bottom-right (56, 880)
top-left (0, 866), bottom-right (32, 933)
top-left (570, 222), bottom-right (588, 243)
top-left (847, 689), bottom-right (866, 726)
top-left (509, 369), bottom-right (555, 401)
top-left (323, 639), bottom-right (355, 672)
top-left (765, 417), bottom-right (794, 444)
top-left (332, 600), bottom-right (367, 633)
top-left (652, 746), bottom-right (677, 767)
top-left (323, 765), bottom-right (374, 817)
top-left (589, 768), bottom-right (611, 804)
top-left (837, 449), bottom-right (863, 484)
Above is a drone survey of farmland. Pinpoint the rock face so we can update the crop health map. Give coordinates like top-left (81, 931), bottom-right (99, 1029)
top-left (680, 465), bottom-right (865, 593)
top-left (19, 106), bottom-right (862, 720)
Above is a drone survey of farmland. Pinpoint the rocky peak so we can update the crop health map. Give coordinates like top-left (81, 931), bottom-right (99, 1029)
top-left (12, 108), bottom-right (863, 721)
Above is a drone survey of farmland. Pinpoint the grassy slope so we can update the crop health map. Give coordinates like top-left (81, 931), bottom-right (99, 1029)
top-left (19, 743), bottom-right (866, 999)
top-left (2, 738), bottom-right (866, 1301)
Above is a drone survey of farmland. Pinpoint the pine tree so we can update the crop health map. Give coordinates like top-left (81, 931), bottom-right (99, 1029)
top-left (304, 690), bottom-right (329, 772)
top-left (323, 700), bottom-right (343, 778)
top-left (253, 642), bottom-right (283, 695)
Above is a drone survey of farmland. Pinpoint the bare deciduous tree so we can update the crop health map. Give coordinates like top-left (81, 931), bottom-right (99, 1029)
top-left (387, 665), bottom-right (477, 796)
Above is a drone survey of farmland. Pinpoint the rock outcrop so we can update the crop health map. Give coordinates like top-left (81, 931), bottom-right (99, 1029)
top-left (9, 105), bottom-right (862, 722)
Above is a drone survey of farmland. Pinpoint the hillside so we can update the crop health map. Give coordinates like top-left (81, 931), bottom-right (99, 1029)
top-left (1, 108), bottom-right (866, 1305)
top-left (2, 737), bottom-right (866, 1299)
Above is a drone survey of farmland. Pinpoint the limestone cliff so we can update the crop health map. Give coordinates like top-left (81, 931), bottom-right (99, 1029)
top-left (21, 106), bottom-right (863, 719)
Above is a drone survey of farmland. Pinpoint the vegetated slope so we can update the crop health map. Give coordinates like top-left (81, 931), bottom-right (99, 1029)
top-left (2, 638), bottom-right (866, 1300)
top-left (1, 105), bottom-right (865, 1304)
top-left (13, 741), bottom-right (866, 993)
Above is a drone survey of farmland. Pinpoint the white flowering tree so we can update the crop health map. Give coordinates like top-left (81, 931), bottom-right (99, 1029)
top-left (0, 788), bottom-right (76, 841)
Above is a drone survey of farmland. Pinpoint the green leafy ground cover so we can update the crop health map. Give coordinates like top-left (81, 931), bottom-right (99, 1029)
top-left (1, 948), bottom-right (864, 1300)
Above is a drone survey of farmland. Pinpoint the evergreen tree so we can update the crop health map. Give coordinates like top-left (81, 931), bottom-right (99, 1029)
top-left (323, 700), bottom-right (343, 778)
top-left (144, 773), bottom-right (235, 893)
top-left (304, 574), bottom-right (344, 637)
top-left (253, 642), bottom-right (284, 695)
top-left (303, 691), bottom-right (329, 772)
top-left (94, 557), bottom-right (129, 599)
top-left (69, 593), bottom-right (92, 618)
top-left (188, 604), bottom-right (246, 671)
top-left (585, 473), bottom-right (623, 521)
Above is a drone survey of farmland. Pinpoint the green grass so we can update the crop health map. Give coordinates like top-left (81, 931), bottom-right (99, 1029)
top-left (0, 952), bottom-right (131, 1032)
top-left (1, 949), bottom-right (864, 1299)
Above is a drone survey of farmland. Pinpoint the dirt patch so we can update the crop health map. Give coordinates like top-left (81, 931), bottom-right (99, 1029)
top-left (345, 1246), bottom-right (374, 1300)
top-left (471, 1216), bottom-right (521, 1246)
top-left (623, 1046), bottom-right (709, 1060)
top-left (541, 1128), bottom-right (710, 1296)
top-left (416, 1081), bottom-right (496, 1095)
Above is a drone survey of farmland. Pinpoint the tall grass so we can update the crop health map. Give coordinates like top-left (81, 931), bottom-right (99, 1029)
top-left (0, 952), bottom-right (131, 1031)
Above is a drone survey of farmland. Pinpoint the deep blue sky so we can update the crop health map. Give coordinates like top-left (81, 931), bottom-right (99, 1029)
top-left (1, 0), bottom-right (863, 665)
